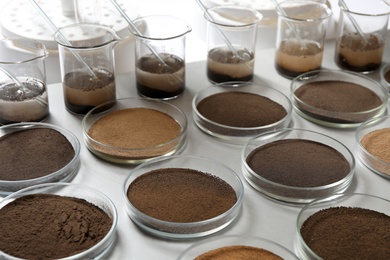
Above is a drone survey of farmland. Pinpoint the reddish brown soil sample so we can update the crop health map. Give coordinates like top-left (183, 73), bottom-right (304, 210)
top-left (294, 80), bottom-right (382, 123)
top-left (127, 168), bottom-right (237, 222)
top-left (246, 139), bottom-right (350, 187)
top-left (360, 128), bottom-right (390, 176)
top-left (195, 245), bottom-right (283, 260)
top-left (0, 194), bottom-right (112, 259)
top-left (196, 91), bottom-right (287, 127)
top-left (300, 206), bottom-right (390, 259)
top-left (0, 128), bottom-right (75, 181)
top-left (88, 108), bottom-right (181, 159)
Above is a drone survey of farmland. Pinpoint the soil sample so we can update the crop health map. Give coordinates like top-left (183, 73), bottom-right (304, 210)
top-left (0, 128), bottom-right (75, 181)
top-left (195, 245), bottom-right (283, 260)
top-left (246, 139), bottom-right (350, 197)
top-left (196, 91), bottom-right (287, 137)
top-left (207, 47), bottom-right (255, 83)
top-left (0, 193), bottom-right (112, 259)
top-left (335, 33), bottom-right (385, 73)
top-left (294, 80), bottom-right (382, 123)
top-left (0, 78), bottom-right (48, 124)
top-left (63, 68), bottom-right (116, 115)
top-left (136, 53), bottom-right (185, 99)
top-left (127, 168), bottom-right (237, 223)
top-left (87, 108), bottom-right (182, 159)
top-left (300, 206), bottom-right (390, 259)
top-left (361, 127), bottom-right (390, 176)
top-left (275, 40), bottom-right (323, 78)
top-left (197, 92), bottom-right (287, 127)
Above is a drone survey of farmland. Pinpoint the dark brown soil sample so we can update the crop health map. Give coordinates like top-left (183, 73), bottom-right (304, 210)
top-left (294, 80), bottom-right (382, 123)
top-left (0, 194), bottom-right (112, 259)
top-left (127, 168), bottom-right (237, 222)
top-left (246, 139), bottom-right (350, 187)
top-left (300, 206), bottom-right (390, 259)
top-left (0, 128), bottom-right (75, 181)
top-left (197, 91), bottom-right (287, 127)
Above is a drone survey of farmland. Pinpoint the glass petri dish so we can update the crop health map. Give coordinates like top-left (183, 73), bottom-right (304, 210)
top-left (356, 115), bottom-right (390, 179)
top-left (380, 62), bottom-right (390, 92)
top-left (242, 128), bottom-right (355, 204)
top-left (0, 183), bottom-right (118, 259)
top-left (291, 69), bottom-right (387, 128)
top-left (0, 122), bottom-right (80, 195)
top-left (123, 155), bottom-right (244, 239)
top-left (82, 97), bottom-right (187, 164)
top-left (192, 82), bottom-right (292, 144)
top-left (295, 193), bottom-right (390, 259)
top-left (178, 234), bottom-right (299, 259)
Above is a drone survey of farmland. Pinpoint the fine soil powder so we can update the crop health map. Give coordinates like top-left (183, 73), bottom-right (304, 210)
top-left (88, 108), bottom-right (181, 158)
top-left (0, 194), bottom-right (112, 259)
top-left (300, 206), bottom-right (390, 259)
top-left (195, 245), bottom-right (283, 260)
top-left (294, 80), bottom-right (382, 123)
top-left (246, 139), bottom-right (350, 187)
top-left (0, 128), bottom-right (75, 181)
top-left (127, 168), bottom-right (237, 222)
top-left (360, 127), bottom-right (390, 176)
top-left (196, 91), bottom-right (287, 127)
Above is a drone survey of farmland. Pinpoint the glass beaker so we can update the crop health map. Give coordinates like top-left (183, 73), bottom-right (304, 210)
top-left (275, 0), bottom-right (332, 79)
top-left (334, 0), bottom-right (390, 73)
top-left (0, 38), bottom-right (49, 125)
top-left (205, 5), bottom-right (262, 84)
top-left (133, 15), bottom-right (192, 100)
top-left (55, 23), bottom-right (121, 115)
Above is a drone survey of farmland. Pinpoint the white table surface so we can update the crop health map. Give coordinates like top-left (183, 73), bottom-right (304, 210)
top-left (34, 37), bottom-right (390, 259)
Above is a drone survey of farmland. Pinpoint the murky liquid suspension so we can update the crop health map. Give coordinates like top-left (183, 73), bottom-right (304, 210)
top-left (207, 46), bottom-right (255, 84)
top-left (0, 77), bottom-right (48, 124)
top-left (136, 53), bottom-right (185, 99)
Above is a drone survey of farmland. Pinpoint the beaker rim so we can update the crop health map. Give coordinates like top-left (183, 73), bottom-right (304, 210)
top-left (276, 0), bottom-right (333, 23)
top-left (338, 0), bottom-right (390, 16)
top-left (204, 5), bottom-right (263, 27)
top-left (132, 15), bottom-right (192, 40)
top-left (0, 38), bottom-right (48, 64)
top-left (54, 23), bottom-right (121, 49)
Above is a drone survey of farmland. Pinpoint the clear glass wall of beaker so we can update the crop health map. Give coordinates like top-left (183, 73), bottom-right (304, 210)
top-left (133, 15), bottom-right (192, 100)
top-left (205, 5), bottom-right (262, 84)
top-left (55, 23), bottom-right (121, 115)
top-left (334, 0), bottom-right (390, 73)
top-left (0, 38), bottom-right (49, 125)
top-left (275, 0), bottom-right (332, 79)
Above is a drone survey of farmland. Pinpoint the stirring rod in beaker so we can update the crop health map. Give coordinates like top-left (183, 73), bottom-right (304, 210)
top-left (339, 0), bottom-right (370, 45)
top-left (271, 0), bottom-right (306, 48)
top-left (0, 66), bottom-right (48, 106)
top-left (29, 0), bottom-right (97, 79)
top-left (195, 0), bottom-right (241, 57)
top-left (109, 0), bottom-right (171, 68)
